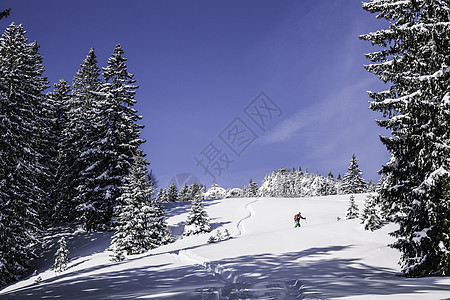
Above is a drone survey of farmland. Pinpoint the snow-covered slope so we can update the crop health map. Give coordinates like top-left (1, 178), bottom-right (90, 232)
top-left (1, 195), bottom-right (449, 299)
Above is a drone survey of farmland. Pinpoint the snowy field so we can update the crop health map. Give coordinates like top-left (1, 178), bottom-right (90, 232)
top-left (1, 194), bottom-right (450, 299)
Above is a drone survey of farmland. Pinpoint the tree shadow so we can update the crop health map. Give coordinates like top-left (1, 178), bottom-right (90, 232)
top-left (27, 224), bottom-right (113, 277)
top-left (208, 245), bottom-right (450, 299)
top-left (0, 262), bottom-right (219, 300)
top-left (209, 220), bottom-right (231, 231)
top-left (3, 245), bottom-right (449, 299)
top-left (163, 201), bottom-right (191, 219)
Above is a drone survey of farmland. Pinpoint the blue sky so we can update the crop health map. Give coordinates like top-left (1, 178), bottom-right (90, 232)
top-left (2, 0), bottom-right (390, 189)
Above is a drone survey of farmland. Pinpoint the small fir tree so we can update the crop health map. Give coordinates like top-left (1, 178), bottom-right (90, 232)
top-left (360, 194), bottom-right (382, 231)
top-left (52, 237), bottom-right (69, 273)
top-left (346, 195), bottom-right (359, 219)
top-left (342, 154), bottom-right (367, 194)
top-left (183, 196), bottom-right (211, 236)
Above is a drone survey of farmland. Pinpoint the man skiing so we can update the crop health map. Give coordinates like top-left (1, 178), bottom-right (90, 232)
top-left (294, 212), bottom-right (306, 228)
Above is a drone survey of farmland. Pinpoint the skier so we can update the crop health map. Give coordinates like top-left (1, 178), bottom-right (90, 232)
top-left (294, 212), bottom-right (306, 228)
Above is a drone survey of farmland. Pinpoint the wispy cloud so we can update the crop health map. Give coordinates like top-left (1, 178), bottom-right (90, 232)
top-left (259, 78), bottom-right (375, 145)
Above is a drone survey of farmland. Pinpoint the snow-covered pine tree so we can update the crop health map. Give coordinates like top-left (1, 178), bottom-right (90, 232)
top-left (156, 188), bottom-right (168, 203)
top-left (46, 79), bottom-right (71, 220)
top-left (153, 195), bottom-right (173, 246)
top-left (178, 184), bottom-right (189, 202)
top-left (52, 237), bottom-right (69, 273)
top-left (167, 182), bottom-right (179, 202)
top-left (342, 154), bottom-right (367, 194)
top-left (249, 178), bottom-right (258, 197)
top-left (360, 0), bottom-right (450, 277)
top-left (0, 23), bottom-right (49, 286)
top-left (325, 172), bottom-right (338, 195)
top-left (55, 47), bottom-right (103, 227)
top-left (188, 182), bottom-right (201, 200)
top-left (147, 169), bottom-right (158, 197)
top-left (77, 44), bottom-right (144, 231)
top-left (110, 151), bottom-right (167, 258)
top-left (346, 195), bottom-right (359, 219)
top-left (183, 196), bottom-right (211, 236)
top-left (360, 194), bottom-right (382, 231)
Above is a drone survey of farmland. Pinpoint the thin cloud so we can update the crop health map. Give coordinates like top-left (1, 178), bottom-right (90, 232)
top-left (259, 78), bottom-right (375, 145)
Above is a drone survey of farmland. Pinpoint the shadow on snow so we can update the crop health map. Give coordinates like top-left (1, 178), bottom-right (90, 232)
top-left (3, 245), bottom-right (450, 299)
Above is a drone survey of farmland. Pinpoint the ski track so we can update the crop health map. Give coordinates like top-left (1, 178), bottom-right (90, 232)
top-left (173, 198), bottom-right (305, 299)
top-left (236, 197), bottom-right (259, 236)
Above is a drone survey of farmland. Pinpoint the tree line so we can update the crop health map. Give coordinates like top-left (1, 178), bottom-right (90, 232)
top-left (0, 22), bottom-right (157, 286)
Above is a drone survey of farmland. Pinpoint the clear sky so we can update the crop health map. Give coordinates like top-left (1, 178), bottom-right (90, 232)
top-left (2, 0), bottom-right (390, 189)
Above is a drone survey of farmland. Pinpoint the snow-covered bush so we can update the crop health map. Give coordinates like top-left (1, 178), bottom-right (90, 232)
top-left (203, 183), bottom-right (226, 200)
top-left (208, 229), bottom-right (232, 243)
top-left (226, 188), bottom-right (243, 198)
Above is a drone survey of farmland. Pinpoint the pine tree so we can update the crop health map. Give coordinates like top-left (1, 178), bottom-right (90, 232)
top-left (167, 182), bottom-right (179, 202)
top-left (178, 184), bottom-right (189, 201)
top-left (55, 47), bottom-right (103, 227)
top-left (183, 196), bottom-right (211, 236)
top-left (52, 237), bottom-right (69, 273)
top-left (249, 178), bottom-right (258, 197)
top-left (189, 182), bottom-right (201, 200)
top-left (346, 195), bottom-right (359, 219)
top-left (360, 0), bottom-right (450, 277)
top-left (156, 188), bottom-right (168, 203)
top-left (46, 79), bottom-right (71, 220)
top-left (0, 23), bottom-right (49, 285)
top-left (147, 170), bottom-right (158, 197)
top-left (77, 44), bottom-right (144, 230)
top-left (360, 194), bottom-right (382, 231)
top-left (153, 197), bottom-right (173, 246)
top-left (342, 154), bottom-right (367, 194)
top-left (110, 151), bottom-right (169, 258)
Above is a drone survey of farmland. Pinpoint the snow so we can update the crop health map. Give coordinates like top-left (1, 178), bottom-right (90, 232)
top-left (1, 194), bottom-right (450, 299)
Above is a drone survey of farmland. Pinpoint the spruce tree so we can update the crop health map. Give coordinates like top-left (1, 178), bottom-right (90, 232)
top-left (249, 178), bottom-right (258, 197)
top-left (360, 0), bottom-right (450, 277)
top-left (56, 47), bottom-right (103, 227)
top-left (52, 237), bottom-right (69, 273)
top-left (110, 151), bottom-right (169, 258)
top-left (167, 182), bottom-right (179, 202)
top-left (0, 23), bottom-right (48, 285)
top-left (156, 188), bottom-right (168, 203)
top-left (153, 197), bottom-right (173, 246)
top-left (46, 79), bottom-right (71, 219)
top-left (346, 195), bottom-right (359, 219)
top-left (183, 196), bottom-right (211, 236)
top-left (178, 184), bottom-right (189, 201)
top-left (77, 44), bottom-right (144, 230)
top-left (342, 154), bottom-right (367, 194)
top-left (361, 194), bottom-right (382, 231)
top-left (189, 182), bottom-right (201, 200)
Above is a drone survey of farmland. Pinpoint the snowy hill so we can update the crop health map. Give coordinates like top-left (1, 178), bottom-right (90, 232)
top-left (1, 194), bottom-right (449, 299)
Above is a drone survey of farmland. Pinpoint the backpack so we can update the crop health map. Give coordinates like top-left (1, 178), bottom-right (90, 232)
top-left (294, 214), bottom-right (299, 221)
